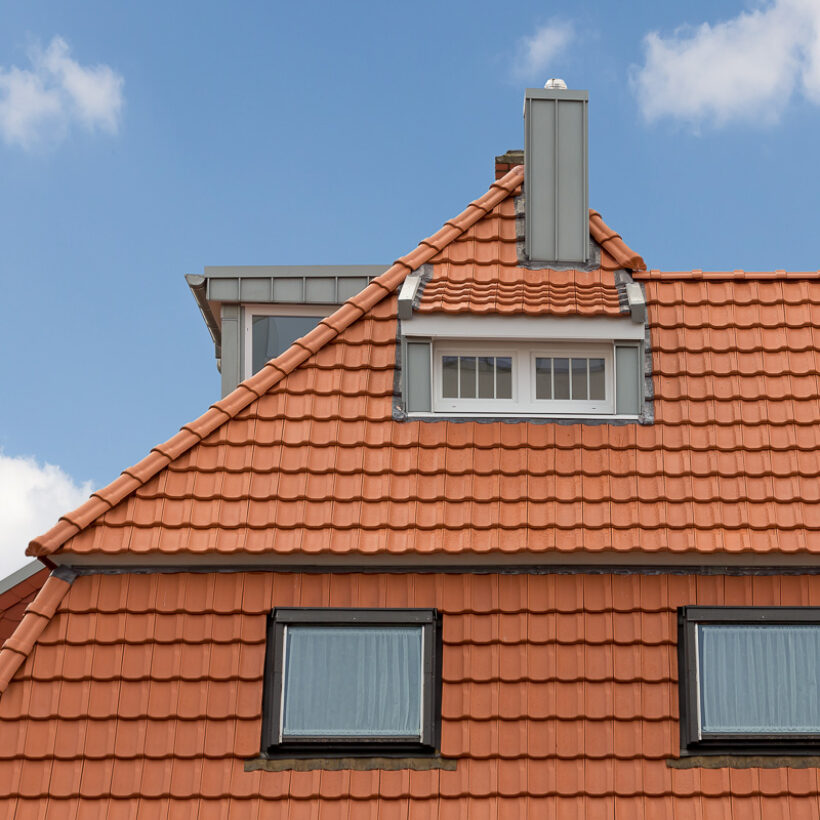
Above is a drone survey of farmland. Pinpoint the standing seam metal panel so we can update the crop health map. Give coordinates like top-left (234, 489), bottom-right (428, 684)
top-left (524, 88), bottom-right (589, 265)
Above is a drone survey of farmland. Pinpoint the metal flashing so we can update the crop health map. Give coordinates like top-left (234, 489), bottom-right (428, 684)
top-left (625, 281), bottom-right (647, 323)
top-left (50, 552), bottom-right (820, 574)
top-left (245, 755), bottom-right (457, 772)
top-left (397, 271), bottom-right (424, 320)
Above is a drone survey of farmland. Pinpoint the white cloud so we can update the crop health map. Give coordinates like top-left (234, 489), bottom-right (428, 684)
top-left (0, 35), bottom-right (123, 149)
top-left (632, 0), bottom-right (820, 127)
top-left (513, 22), bottom-right (574, 81)
top-left (0, 452), bottom-right (94, 579)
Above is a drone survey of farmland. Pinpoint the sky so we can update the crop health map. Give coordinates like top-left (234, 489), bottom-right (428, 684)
top-left (1, 0), bottom-right (820, 577)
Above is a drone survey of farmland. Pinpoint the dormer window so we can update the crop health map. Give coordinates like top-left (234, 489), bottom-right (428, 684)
top-left (398, 314), bottom-right (646, 421)
top-left (245, 305), bottom-right (332, 377)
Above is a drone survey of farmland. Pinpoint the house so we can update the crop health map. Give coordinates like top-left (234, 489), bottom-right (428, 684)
top-left (3, 83), bottom-right (820, 816)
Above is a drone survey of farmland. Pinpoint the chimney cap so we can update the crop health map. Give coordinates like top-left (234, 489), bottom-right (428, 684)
top-left (544, 78), bottom-right (568, 89)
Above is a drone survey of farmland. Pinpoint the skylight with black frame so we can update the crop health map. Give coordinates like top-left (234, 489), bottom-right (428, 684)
top-left (678, 606), bottom-right (820, 754)
top-left (261, 608), bottom-right (441, 757)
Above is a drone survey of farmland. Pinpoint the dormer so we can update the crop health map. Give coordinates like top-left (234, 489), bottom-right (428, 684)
top-left (187, 265), bottom-right (387, 396)
top-left (395, 82), bottom-right (651, 424)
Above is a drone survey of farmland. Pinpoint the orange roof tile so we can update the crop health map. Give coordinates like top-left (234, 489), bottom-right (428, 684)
top-left (1, 570), bottom-right (820, 812)
top-left (419, 194), bottom-right (630, 317)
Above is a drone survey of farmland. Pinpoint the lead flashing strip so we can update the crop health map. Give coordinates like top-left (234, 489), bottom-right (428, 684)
top-left (668, 755), bottom-right (820, 769)
top-left (49, 560), bottom-right (820, 577)
top-left (245, 755), bottom-right (457, 772)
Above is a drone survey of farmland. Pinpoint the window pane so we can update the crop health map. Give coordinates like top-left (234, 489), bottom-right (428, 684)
top-left (535, 358), bottom-right (552, 400)
top-left (698, 624), bottom-right (820, 733)
top-left (460, 357), bottom-right (477, 398)
top-left (442, 356), bottom-right (458, 398)
top-left (283, 625), bottom-right (423, 738)
top-left (252, 315), bottom-right (323, 375)
top-left (496, 357), bottom-right (512, 399)
top-left (553, 358), bottom-right (570, 399)
top-left (478, 357), bottom-right (495, 399)
top-left (571, 358), bottom-right (588, 400)
top-left (589, 358), bottom-right (606, 400)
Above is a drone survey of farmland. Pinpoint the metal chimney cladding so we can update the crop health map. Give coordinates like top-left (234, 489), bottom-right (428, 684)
top-left (524, 85), bottom-right (589, 266)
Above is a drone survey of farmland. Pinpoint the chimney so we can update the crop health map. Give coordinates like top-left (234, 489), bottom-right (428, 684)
top-left (524, 81), bottom-right (589, 265)
top-left (495, 149), bottom-right (524, 180)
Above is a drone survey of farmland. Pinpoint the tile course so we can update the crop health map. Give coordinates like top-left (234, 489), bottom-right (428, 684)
top-left (2, 572), bottom-right (820, 815)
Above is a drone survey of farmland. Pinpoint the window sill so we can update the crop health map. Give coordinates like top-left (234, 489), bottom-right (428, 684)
top-left (668, 754), bottom-right (820, 769)
top-left (403, 411), bottom-right (644, 426)
top-left (245, 755), bottom-right (457, 772)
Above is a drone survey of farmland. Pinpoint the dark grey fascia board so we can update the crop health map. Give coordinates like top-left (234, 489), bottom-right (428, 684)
top-left (0, 559), bottom-right (45, 596)
top-left (51, 550), bottom-right (820, 574)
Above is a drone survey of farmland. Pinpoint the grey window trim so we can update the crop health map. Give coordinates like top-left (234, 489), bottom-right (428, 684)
top-left (678, 606), bottom-right (820, 755)
top-left (261, 608), bottom-right (442, 757)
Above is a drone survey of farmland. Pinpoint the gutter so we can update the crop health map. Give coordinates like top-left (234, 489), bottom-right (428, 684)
top-left (185, 274), bottom-right (222, 361)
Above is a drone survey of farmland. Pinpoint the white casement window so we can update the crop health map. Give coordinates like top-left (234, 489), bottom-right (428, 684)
top-left (243, 304), bottom-right (333, 378)
top-left (433, 342), bottom-right (615, 415)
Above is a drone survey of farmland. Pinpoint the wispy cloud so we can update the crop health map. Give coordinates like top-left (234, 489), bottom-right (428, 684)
top-left (632, 0), bottom-right (820, 128)
top-left (512, 22), bottom-right (574, 81)
top-left (0, 36), bottom-right (124, 149)
top-left (0, 452), bottom-right (93, 578)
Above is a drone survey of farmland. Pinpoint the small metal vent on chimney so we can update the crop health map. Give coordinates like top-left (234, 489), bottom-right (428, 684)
top-left (524, 82), bottom-right (589, 266)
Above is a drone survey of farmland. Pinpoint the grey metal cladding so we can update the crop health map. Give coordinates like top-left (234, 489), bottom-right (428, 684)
top-left (220, 304), bottom-right (242, 399)
top-left (406, 341), bottom-right (432, 413)
top-left (305, 277), bottom-right (336, 303)
top-left (615, 344), bottom-right (641, 416)
top-left (202, 267), bottom-right (386, 306)
top-left (272, 278), bottom-right (304, 302)
top-left (524, 88), bottom-right (589, 265)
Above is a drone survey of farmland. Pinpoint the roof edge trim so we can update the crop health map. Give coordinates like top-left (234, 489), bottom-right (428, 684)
top-left (0, 571), bottom-right (75, 695)
top-left (27, 166), bottom-right (525, 558)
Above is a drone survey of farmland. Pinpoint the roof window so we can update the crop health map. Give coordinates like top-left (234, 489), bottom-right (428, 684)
top-left (261, 608), bottom-right (441, 756)
top-left (678, 607), bottom-right (820, 754)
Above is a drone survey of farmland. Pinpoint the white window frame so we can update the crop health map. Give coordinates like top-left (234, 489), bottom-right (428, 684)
top-left (242, 304), bottom-right (335, 379)
top-left (433, 341), bottom-right (615, 416)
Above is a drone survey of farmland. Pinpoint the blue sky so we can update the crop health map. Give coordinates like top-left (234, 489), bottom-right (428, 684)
top-left (1, 0), bottom-right (820, 574)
